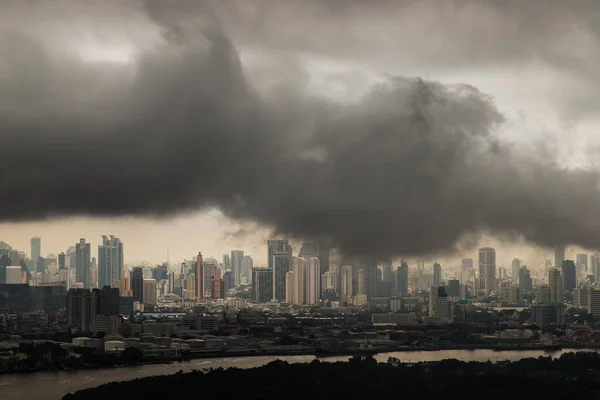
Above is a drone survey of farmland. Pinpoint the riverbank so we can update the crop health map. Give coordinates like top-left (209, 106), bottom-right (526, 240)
top-left (4, 348), bottom-right (600, 400)
top-left (4, 342), bottom-right (599, 375)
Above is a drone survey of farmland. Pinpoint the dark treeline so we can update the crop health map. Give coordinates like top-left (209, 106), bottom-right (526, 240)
top-left (64, 352), bottom-right (600, 399)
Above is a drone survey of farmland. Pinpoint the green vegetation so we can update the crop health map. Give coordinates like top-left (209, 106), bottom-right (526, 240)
top-left (64, 352), bottom-right (600, 399)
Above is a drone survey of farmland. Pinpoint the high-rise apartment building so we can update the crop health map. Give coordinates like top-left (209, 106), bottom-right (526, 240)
top-left (561, 260), bottom-right (576, 293)
top-left (67, 288), bottom-right (98, 331)
top-left (478, 247), bottom-right (496, 293)
top-left (230, 250), bottom-right (244, 287)
top-left (272, 243), bottom-right (292, 302)
top-left (548, 268), bottom-right (563, 303)
top-left (433, 263), bottom-right (442, 287)
top-left (306, 257), bottom-right (320, 305)
top-left (210, 268), bottom-right (225, 300)
top-left (285, 271), bottom-right (294, 303)
top-left (461, 258), bottom-right (473, 271)
top-left (588, 289), bottom-right (600, 319)
top-left (268, 240), bottom-right (291, 269)
top-left (519, 266), bottom-right (533, 292)
top-left (242, 255), bottom-right (254, 284)
top-left (252, 267), bottom-right (273, 302)
top-left (429, 286), bottom-right (451, 321)
top-left (31, 237), bottom-right (41, 275)
top-left (76, 239), bottom-right (91, 288)
top-left (591, 255), bottom-right (600, 281)
top-left (98, 235), bottom-right (124, 289)
top-left (292, 257), bottom-right (307, 305)
top-left (58, 252), bottom-right (66, 270)
top-left (195, 252), bottom-right (205, 299)
top-left (340, 264), bottom-right (354, 302)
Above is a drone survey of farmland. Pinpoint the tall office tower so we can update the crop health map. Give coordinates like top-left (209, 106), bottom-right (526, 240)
top-left (519, 266), bottom-right (533, 291)
top-left (222, 270), bottom-right (233, 293)
top-left (211, 268), bottom-right (225, 300)
top-left (98, 235), bottom-right (124, 289)
top-left (511, 258), bottom-right (521, 283)
top-left (447, 279), bottom-right (460, 298)
top-left (574, 286), bottom-right (592, 308)
top-left (478, 247), bottom-right (496, 293)
top-left (131, 267), bottom-right (144, 303)
top-left (272, 244), bottom-right (293, 302)
top-left (143, 278), bottom-right (157, 306)
top-left (203, 259), bottom-right (217, 297)
top-left (591, 255), bottom-right (600, 281)
top-left (317, 238), bottom-right (331, 273)
top-left (379, 259), bottom-right (393, 282)
top-left (67, 288), bottom-right (98, 331)
top-left (58, 253), bottom-right (66, 270)
top-left (576, 254), bottom-right (588, 276)
top-left (230, 250), bottom-right (244, 287)
top-left (536, 284), bottom-right (551, 304)
top-left (76, 239), bottom-right (91, 288)
top-left (433, 263), bottom-right (442, 287)
top-left (306, 257), bottom-right (321, 304)
top-left (555, 245), bottom-right (565, 268)
top-left (97, 286), bottom-right (120, 316)
top-left (461, 258), bottom-right (474, 271)
top-left (299, 242), bottom-right (319, 258)
top-left (588, 289), bottom-right (600, 319)
top-left (31, 237), bottom-right (41, 275)
top-left (242, 255), bottom-right (254, 283)
top-left (252, 267), bottom-right (273, 302)
top-left (561, 260), bottom-right (577, 293)
top-left (429, 286), bottom-right (450, 320)
top-left (292, 257), bottom-right (307, 304)
top-left (396, 261), bottom-right (409, 297)
top-left (548, 268), bottom-right (563, 303)
top-left (267, 240), bottom-right (292, 269)
top-left (340, 264), bottom-right (355, 302)
top-left (285, 271), bottom-right (294, 303)
top-left (195, 252), bottom-right (205, 299)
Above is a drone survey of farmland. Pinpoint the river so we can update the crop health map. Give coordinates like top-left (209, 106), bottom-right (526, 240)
top-left (1, 348), bottom-right (597, 400)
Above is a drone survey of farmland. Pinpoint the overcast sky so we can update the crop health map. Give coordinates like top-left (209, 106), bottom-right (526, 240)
top-left (1, 0), bottom-right (600, 267)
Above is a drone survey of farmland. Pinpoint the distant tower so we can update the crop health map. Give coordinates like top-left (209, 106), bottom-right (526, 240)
top-left (433, 263), bottom-right (442, 287)
top-left (511, 259), bottom-right (521, 283)
top-left (554, 245), bottom-right (565, 269)
top-left (31, 237), bottom-right (41, 275)
top-left (98, 235), bottom-right (124, 289)
top-left (561, 260), bottom-right (576, 293)
top-left (548, 268), bottom-right (563, 303)
top-left (306, 257), bottom-right (321, 305)
top-left (75, 239), bottom-right (91, 288)
top-left (478, 247), bottom-right (496, 293)
top-left (396, 262), bottom-right (409, 297)
top-left (230, 250), bottom-right (244, 287)
top-left (195, 252), bottom-right (205, 299)
top-left (271, 241), bottom-right (293, 302)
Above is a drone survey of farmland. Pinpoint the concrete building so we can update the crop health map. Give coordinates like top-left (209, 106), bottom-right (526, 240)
top-left (292, 257), bottom-right (307, 305)
top-left (242, 255), bottom-right (253, 284)
top-left (252, 267), bottom-right (273, 302)
top-left (395, 262), bottom-right (409, 297)
top-left (548, 268), bottom-right (563, 303)
top-left (67, 288), bottom-right (98, 331)
top-left (272, 244), bottom-right (292, 302)
top-left (461, 258), bottom-right (473, 271)
top-left (195, 252), bottom-right (205, 299)
top-left (433, 263), bottom-right (442, 287)
top-left (5, 266), bottom-right (22, 284)
top-left (429, 286), bottom-right (451, 321)
top-left (478, 247), bottom-right (496, 293)
top-left (574, 287), bottom-right (592, 308)
top-left (131, 267), bottom-right (144, 303)
top-left (75, 239), bottom-right (91, 288)
top-left (143, 279), bottom-right (157, 306)
top-left (588, 289), bottom-right (600, 319)
top-left (576, 254), bottom-right (588, 276)
top-left (285, 271), bottom-right (294, 303)
top-left (31, 237), bottom-right (41, 275)
top-left (98, 235), bottom-right (124, 289)
top-left (230, 250), bottom-right (244, 287)
top-left (519, 266), bottom-right (533, 292)
top-left (530, 304), bottom-right (565, 327)
top-left (340, 264), bottom-right (354, 302)
top-left (555, 245), bottom-right (565, 269)
top-left (306, 257), bottom-right (320, 305)
top-left (561, 260), bottom-right (576, 293)
top-left (511, 258), bottom-right (521, 283)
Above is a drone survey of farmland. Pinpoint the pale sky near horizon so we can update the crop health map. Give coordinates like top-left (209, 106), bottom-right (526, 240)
top-left (2, 1), bottom-right (600, 268)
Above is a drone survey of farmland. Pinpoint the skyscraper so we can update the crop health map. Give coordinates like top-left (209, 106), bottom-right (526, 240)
top-left (267, 240), bottom-right (291, 269)
top-left (230, 250), bottom-right (244, 287)
top-left (519, 266), bottom-right (533, 292)
top-left (548, 268), bottom-right (563, 303)
top-left (461, 258), bottom-right (473, 271)
top-left (98, 235), bottom-right (124, 289)
top-left (317, 238), bottom-right (331, 273)
top-left (67, 288), bottom-right (98, 331)
top-left (511, 258), bottom-right (521, 283)
top-left (195, 252), bottom-right (205, 299)
top-left (252, 267), bottom-right (273, 302)
top-left (210, 268), bottom-right (225, 300)
top-left (143, 278), bottom-right (157, 306)
top-left (292, 257), bottom-right (307, 304)
top-left (433, 263), bottom-right (442, 286)
top-left (131, 267), bottom-right (144, 303)
top-left (58, 252), bottom-right (66, 270)
top-left (576, 254), bottom-right (588, 275)
top-left (396, 262), bottom-right (409, 297)
top-left (242, 255), bottom-right (254, 283)
top-left (478, 247), bottom-right (496, 293)
top-left (306, 257), bottom-right (320, 305)
top-left (272, 242), bottom-right (293, 302)
top-left (76, 239), bottom-right (91, 288)
top-left (285, 271), bottom-right (294, 303)
top-left (591, 255), bottom-right (600, 281)
top-left (31, 237), bottom-right (41, 275)
top-left (340, 264), bottom-right (354, 302)
top-left (561, 260), bottom-right (576, 293)
top-left (555, 245), bottom-right (565, 268)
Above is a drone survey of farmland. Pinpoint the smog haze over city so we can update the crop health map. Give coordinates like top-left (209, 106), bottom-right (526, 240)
top-left (1, 0), bottom-right (600, 267)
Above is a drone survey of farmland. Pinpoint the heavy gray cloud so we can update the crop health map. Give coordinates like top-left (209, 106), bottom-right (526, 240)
top-left (1, 0), bottom-right (600, 258)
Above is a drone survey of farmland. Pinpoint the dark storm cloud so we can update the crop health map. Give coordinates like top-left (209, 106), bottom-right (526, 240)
top-left (1, 0), bottom-right (600, 257)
